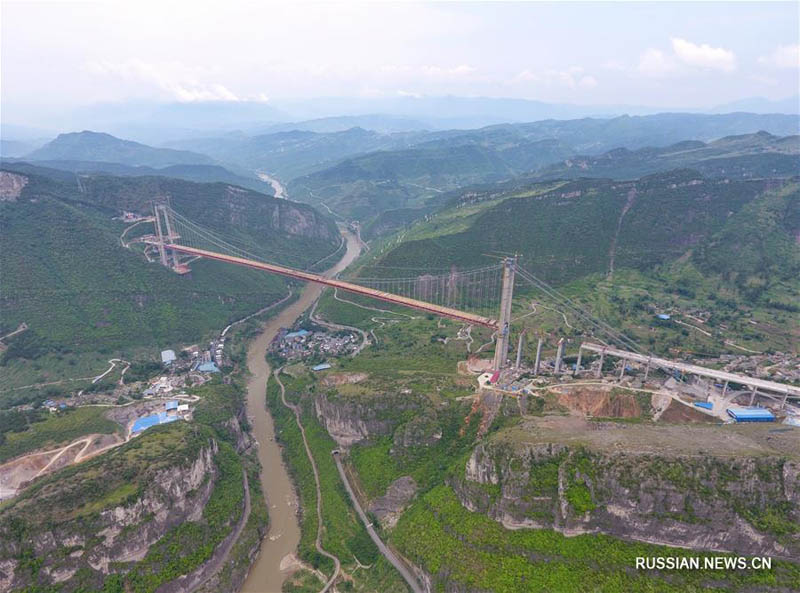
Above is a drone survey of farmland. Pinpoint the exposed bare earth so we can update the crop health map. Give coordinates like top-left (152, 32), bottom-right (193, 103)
top-left (0, 171), bottom-right (28, 200)
top-left (555, 386), bottom-right (643, 418)
top-left (498, 414), bottom-right (800, 459)
top-left (0, 399), bottom-right (181, 501)
top-left (658, 399), bottom-right (719, 424)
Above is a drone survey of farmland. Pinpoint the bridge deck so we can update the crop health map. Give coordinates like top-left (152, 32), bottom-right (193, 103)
top-left (165, 244), bottom-right (499, 328)
top-left (581, 342), bottom-right (800, 397)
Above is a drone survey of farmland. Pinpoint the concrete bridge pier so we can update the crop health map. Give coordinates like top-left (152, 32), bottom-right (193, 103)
top-left (554, 338), bottom-right (565, 374)
top-left (574, 345), bottom-right (583, 377)
top-left (533, 338), bottom-right (543, 375)
top-left (596, 349), bottom-right (605, 378)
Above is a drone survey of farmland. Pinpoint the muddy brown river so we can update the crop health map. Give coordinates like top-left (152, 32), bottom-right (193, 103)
top-left (240, 230), bottom-right (361, 593)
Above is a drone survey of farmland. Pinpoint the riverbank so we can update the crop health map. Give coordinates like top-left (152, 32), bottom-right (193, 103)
top-left (240, 229), bottom-right (362, 593)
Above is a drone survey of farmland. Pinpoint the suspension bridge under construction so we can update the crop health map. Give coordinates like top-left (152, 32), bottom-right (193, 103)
top-left (139, 203), bottom-right (800, 403)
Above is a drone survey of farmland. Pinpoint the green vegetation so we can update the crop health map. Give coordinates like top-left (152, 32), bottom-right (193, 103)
top-left (0, 370), bottom-right (262, 592)
top-left (123, 441), bottom-right (244, 593)
top-left (285, 121), bottom-right (798, 224)
top-left (391, 485), bottom-right (800, 593)
top-left (350, 403), bottom-right (481, 499)
top-left (564, 478), bottom-right (595, 513)
top-left (0, 165), bottom-right (340, 402)
top-left (266, 372), bottom-right (410, 592)
top-left (0, 406), bottom-right (120, 463)
top-left (370, 173), bottom-right (777, 282)
top-left (356, 176), bottom-right (800, 356)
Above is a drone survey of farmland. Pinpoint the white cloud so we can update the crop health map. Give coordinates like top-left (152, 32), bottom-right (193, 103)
top-left (637, 49), bottom-right (678, 77)
top-left (758, 44), bottom-right (800, 69)
top-left (86, 59), bottom-right (240, 102)
top-left (671, 38), bottom-right (736, 72)
top-left (420, 64), bottom-right (477, 78)
top-left (512, 66), bottom-right (598, 89)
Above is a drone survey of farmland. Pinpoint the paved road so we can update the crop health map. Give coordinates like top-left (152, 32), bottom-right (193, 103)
top-left (332, 451), bottom-right (425, 593)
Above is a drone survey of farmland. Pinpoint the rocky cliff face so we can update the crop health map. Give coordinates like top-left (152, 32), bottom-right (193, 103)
top-left (0, 441), bottom-right (220, 591)
top-left (368, 476), bottom-right (418, 529)
top-left (452, 441), bottom-right (800, 560)
top-left (314, 392), bottom-right (424, 447)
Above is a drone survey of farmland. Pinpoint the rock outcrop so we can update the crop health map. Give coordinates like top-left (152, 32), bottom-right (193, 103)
top-left (452, 441), bottom-right (800, 560)
top-left (368, 476), bottom-right (418, 529)
top-left (0, 439), bottom-right (225, 592)
top-left (314, 392), bottom-right (423, 447)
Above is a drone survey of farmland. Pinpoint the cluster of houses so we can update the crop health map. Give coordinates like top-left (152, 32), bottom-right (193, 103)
top-left (269, 328), bottom-right (358, 362)
top-left (160, 337), bottom-right (226, 374)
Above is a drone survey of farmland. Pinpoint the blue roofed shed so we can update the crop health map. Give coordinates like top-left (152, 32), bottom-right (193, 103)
top-left (285, 329), bottom-right (310, 339)
top-left (165, 400), bottom-right (179, 411)
top-left (197, 362), bottom-right (220, 373)
top-left (727, 407), bottom-right (775, 422)
top-left (132, 412), bottom-right (178, 434)
top-left (312, 363), bottom-right (332, 371)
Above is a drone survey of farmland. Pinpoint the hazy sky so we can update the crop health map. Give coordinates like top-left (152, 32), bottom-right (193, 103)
top-left (2, 1), bottom-right (799, 125)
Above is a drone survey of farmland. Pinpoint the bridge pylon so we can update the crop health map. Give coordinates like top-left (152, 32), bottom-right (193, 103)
top-left (151, 202), bottom-right (190, 274)
top-left (493, 256), bottom-right (516, 370)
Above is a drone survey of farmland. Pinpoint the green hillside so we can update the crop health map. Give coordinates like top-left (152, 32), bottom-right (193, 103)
top-left (356, 171), bottom-right (800, 354)
top-left (0, 166), bottom-right (340, 395)
top-left (366, 171), bottom-right (780, 281)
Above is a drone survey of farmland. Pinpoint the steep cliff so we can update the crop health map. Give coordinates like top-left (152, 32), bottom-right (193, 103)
top-left (452, 440), bottom-right (800, 561)
top-left (314, 391), bottom-right (426, 447)
top-left (0, 378), bottom-right (267, 593)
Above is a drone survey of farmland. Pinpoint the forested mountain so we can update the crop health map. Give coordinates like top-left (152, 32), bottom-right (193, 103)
top-left (0, 165), bottom-right (339, 383)
top-left (1, 159), bottom-right (275, 194)
top-left (25, 131), bottom-right (215, 168)
top-left (531, 132), bottom-right (799, 181)
top-left (165, 111), bottom-right (799, 182)
top-left (365, 170), bottom-right (800, 293)
top-left (288, 127), bottom-right (799, 224)
top-left (288, 139), bottom-right (574, 219)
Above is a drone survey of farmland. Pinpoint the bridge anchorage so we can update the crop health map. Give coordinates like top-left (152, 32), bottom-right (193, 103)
top-left (144, 204), bottom-right (518, 369)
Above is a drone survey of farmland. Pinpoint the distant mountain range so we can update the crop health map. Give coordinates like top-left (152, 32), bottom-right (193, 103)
top-left (5, 94), bottom-right (797, 145)
top-left (529, 131), bottom-right (799, 182)
top-left (16, 114), bottom-right (799, 227)
top-left (12, 131), bottom-right (275, 193)
top-left (170, 110), bottom-right (800, 182)
top-left (25, 131), bottom-right (215, 168)
top-left (285, 123), bottom-right (800, 222)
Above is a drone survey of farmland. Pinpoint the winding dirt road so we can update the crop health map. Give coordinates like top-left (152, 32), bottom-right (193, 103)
top-left (274, 369), bottom-right (341, 592)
